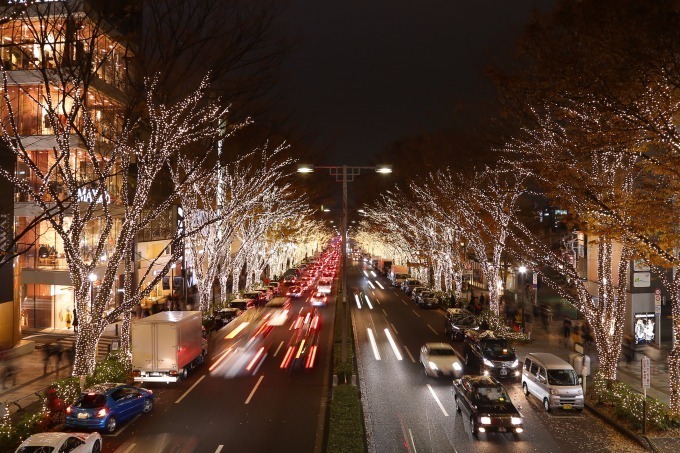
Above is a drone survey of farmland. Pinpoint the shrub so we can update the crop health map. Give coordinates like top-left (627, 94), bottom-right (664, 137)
top-left (591, 373), bottom-right (680, 431)
top-left (91, 350), bottom-right (130, 384)
top-left (327, 385), bottom-right (365, 453)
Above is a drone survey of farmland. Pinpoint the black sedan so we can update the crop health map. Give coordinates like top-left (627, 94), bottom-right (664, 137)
top-left (452, 375), bottom-right (523, 438)
top-left (444, 312), bottom-right (479, 341)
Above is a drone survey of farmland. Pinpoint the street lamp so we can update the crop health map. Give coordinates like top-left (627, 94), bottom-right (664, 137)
top-left (297, 163), bottom-right (391, 363)
top-left (518, 266), bottom-right (527, 330)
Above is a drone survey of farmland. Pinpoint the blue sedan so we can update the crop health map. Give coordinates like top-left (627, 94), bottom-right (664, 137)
top-left (66, 383), bottom-right (154, 433)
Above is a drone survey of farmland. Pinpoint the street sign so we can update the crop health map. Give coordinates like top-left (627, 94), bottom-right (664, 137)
top-left (655, 305), bottom-right (661, 315)
top-left (642, 356), bottom-right (651, 389)
top-left (655, 288), bottom-right (661, 295)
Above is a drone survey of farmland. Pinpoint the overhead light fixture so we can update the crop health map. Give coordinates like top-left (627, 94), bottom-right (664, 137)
top-left (297, 164), bottom-right (314, 173)
top-left (375, 165), bottom-right (392, 174)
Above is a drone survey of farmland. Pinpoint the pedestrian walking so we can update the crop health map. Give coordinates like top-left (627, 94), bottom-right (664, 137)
top-left (72, 309), bottom-right (79, 334)
top-left (524, 312), bottom-right (533, 339)
top-left (43, 342), bottom-right (53, 375)
top-left (1, 351), bottom-right (17, 389)
top-left (479, 293), bottom-right (485, 309)
top-left (563, 316), bottom-right (572, 345)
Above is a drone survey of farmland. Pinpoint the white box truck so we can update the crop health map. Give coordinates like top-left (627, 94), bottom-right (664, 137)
top-left (132, 311), bottom-right (207, 383)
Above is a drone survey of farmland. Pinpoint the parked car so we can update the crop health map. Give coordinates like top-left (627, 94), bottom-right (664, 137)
top-left (401, 279), bottom-right (421, 294)
top-left (229, 298), bottom-right (255, 313)
top-left (411, 286), bottom-right (428, 302)
top-left (452, 375), bottom-right (524, 437)
top-left (215, 307), bottom-right (240, 327)
top-left (463, 331), bottom-right (520, 380)
top-left (522, 352), bottom-right (584, 412)
top-left (268, 282), bottom-right (281, 295)
top-left (15, 432), bottom-right (102, 453)
top-left (66, 383), bottom-right (154, 433)
top-left (417, 291), bottom-right (438, 309)
top-left (419, 342), bottom-right (463, 378)
top-left (444, 308), bottom-right (478, 341)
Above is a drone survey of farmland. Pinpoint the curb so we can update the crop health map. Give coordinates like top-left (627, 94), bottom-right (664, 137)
top-left (585, 401), bottom-right (653, 451)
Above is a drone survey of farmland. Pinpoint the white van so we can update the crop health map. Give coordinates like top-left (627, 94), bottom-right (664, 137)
top-left (521, 352), bottom-right (584, 412)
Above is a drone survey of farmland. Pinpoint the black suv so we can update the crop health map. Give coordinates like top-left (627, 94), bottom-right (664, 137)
top-left (444, 308), bottom-right (478, 341)
top-left (463, 331), bottom-right (520, 380)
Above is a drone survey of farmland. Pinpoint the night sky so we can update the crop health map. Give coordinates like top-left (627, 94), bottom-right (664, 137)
top-left (280, 0), bottom-right (557, 165)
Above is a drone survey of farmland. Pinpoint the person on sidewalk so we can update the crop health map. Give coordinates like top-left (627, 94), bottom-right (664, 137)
top-left (479, 293), bottom-right (485, 309)
top-left (563, 316), bottom-right (572, 345)
top-left (43, 342), bottom-right (53, 375)
top-left (623, 335), bottom-right (635, 365)
top-left (1, 351), bottom-right (17, 389)
top-left (72, 309), bottom-right (79, 334)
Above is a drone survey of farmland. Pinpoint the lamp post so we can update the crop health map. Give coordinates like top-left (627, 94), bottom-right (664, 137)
top-left (518, 266), bottom-right (526, 330)
top-left (298, 164), bottom-right (391, 363)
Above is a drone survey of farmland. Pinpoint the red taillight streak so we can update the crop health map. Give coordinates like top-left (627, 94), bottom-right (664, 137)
top-left (280, 346), bottom-right (295, 368)
top-left (246, 347), bottom-right (265, 371)
top-left (305, 345), bottom-right (318, 368)
top-left (66, 406), bottom-right (71, 414)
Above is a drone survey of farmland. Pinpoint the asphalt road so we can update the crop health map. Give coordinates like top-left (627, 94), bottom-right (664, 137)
top-left (102, 291), bottom-right (335, 453)
top-left (351, 261), bottom-right (645, 453)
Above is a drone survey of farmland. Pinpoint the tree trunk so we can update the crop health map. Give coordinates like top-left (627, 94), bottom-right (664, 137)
top-left (73, 323), bottom-right (103, 376)
top-left (119, 310), bottom-right (132, 370)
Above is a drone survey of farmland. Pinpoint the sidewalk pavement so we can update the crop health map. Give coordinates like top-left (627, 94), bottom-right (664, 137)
top-left (0, 322), bottom-right (120, 416)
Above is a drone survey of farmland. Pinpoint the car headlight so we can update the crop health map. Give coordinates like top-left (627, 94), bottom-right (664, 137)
top-left (510, 359), bottom-right (519, 368)
top-left (428, 361), bottom-right (438, 370)
top-left (550, 389), bottom-right (559, 395)
top-left (480, 416), bottom-right (492, 425)
top-left (483, 358), bottom-right (495, 368)
top-left (511, 416), bottom-right (522, 425)
top-left (453, 362), bottom-right (462, 371)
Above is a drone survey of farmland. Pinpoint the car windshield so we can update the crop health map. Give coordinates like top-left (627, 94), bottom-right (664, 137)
top-left (17, 447), bottom-right (55, 453)
top-left (429, 348), bottom-right (455, 356)
top-left (475, 386), bottom-right (511, 403)
top-left (75, 393), bottom-right (107, 408)
top-left (547, 369), bottom-right (579, 386)
top-left (454, 316), bottom-right (476, 326)
top-left (481, 339), bottom-right (510, 355)
top-left (230, 302), bottom-right (247, 309)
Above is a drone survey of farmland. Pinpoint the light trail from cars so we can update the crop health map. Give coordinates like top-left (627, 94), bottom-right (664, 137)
top-left (364, 295), bottom-right (374, 309)
top-left (384, 328), bottom-right (403, 360)
top-left (367, 328), bottom-right (381, 360)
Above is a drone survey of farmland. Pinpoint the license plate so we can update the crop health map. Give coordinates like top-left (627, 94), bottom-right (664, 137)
top-left (500, 368), bottom-right (508, 375)
top-left (77, 413), bottom-right (88, 419)
top-left (563, 404), bottom-right (573, 410)
top-left (150, 372), bottom-right (161, 376)
top-left (498, 427), bottom-right (506, 432)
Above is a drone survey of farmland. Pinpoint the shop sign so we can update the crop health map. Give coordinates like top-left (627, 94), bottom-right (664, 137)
top-left (77, 187), bottom-right (111, 204)
top-left (633, 260), bottom-right (650, 272)
top-left (633, 272), bottom-right (650, 287)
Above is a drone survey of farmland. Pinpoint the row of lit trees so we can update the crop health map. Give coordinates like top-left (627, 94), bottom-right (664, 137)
top-left (359, 0), bottom-right (680, 413)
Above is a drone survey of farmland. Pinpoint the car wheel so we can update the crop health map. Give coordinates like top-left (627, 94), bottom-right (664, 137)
top-left (180, 368), bottom-right (188, 381)
top-left (543, 398), bottom-right (551, 412)
top-left (454, 395), bottom-right (461, 413)
top-left (105, 416), bottom-right (117, 433)
top-left (522, 382), bottom-right (530, 397)
top-left (143, 398), bottom-right (153, 413)
top-left (92, 440), bottom-right (101, 453)
top-left (470, 416), bottom-right (478, 437)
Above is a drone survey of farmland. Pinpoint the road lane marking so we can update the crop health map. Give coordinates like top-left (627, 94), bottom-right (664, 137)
top-left (382, 309), bottom-right (388, 317)
top-left (390, 322), bottom-right (399, 334)
top-left (367, 280), bottom-right (375, 289)
top-left (375, 280), bottom-right (384, 289)
top-left (354, 294), bottom-right (362, 309)
top-left (409, 429), bottom-right (418, 453)
top-left (367, 328), bottom-right (381, 360)
top-left (245, 375), bottom-right (264, 404)
top-left (375, 297), bottom-right (380, 304)
top-left (427, 324), bottom-right (438, 335)
top-left (215, 446), bottom-right (224, 453)
top-left (427, 384), bottom-right (449, 417)
top-left (384, 328), bottom-right (403, 360)
top-left (370, 271), bottom-right (377, 277)
top-left (175, 375), bottom-right (205, 404)
top-left (364, 295), bottom-right (374, 309)
top-left (121, 443), bottom-right (136, 452)
top-left (273, 341), bottom-right (284, 357)
top-left (402, 299), bottom-right (408, 305)
top-left (403, 345), bottom-right (415, 363)
top-left (411, 310), bottom-right (421, 317)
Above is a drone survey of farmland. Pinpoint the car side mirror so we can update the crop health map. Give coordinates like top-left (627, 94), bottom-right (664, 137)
top-left (578, 377), bottom-right (583, 385)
